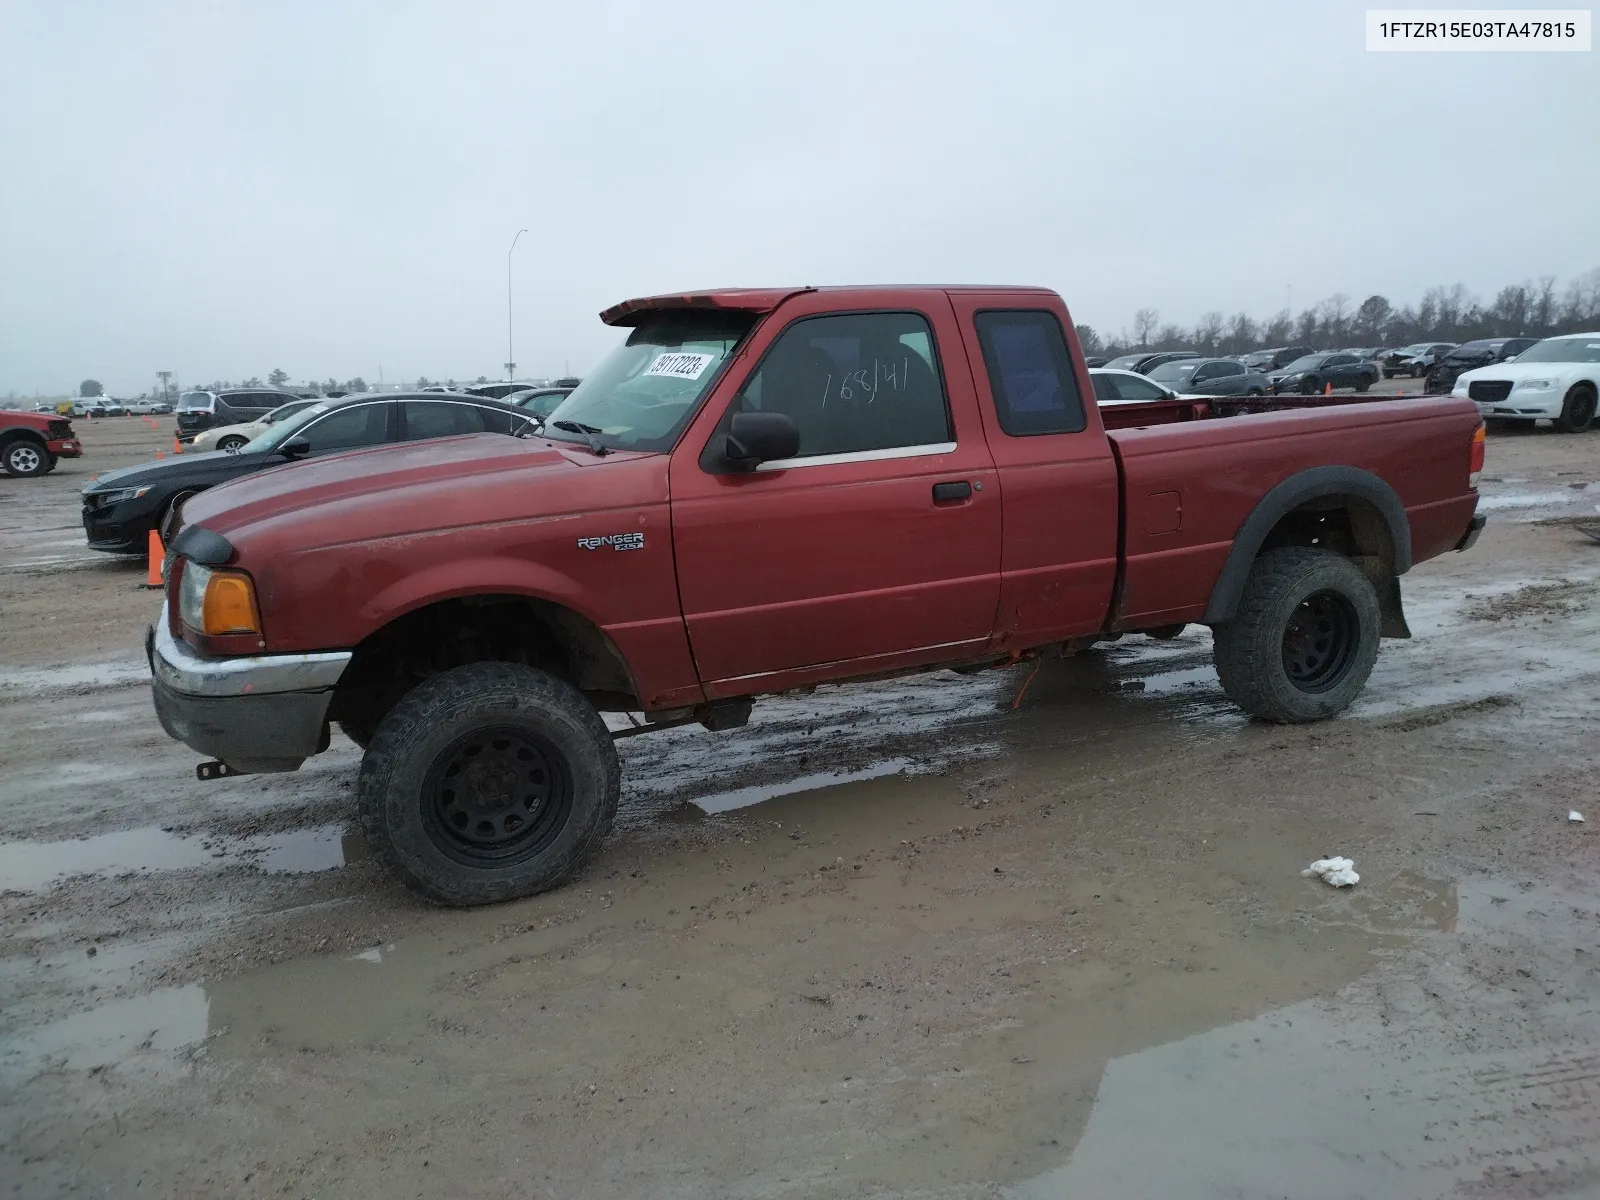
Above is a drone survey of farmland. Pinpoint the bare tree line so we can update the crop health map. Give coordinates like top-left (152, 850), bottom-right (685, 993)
top-left (1078, 267), bottom-right (1600, 358)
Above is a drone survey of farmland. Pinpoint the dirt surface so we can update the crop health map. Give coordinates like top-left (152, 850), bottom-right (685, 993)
top-left (3, 414), bottom-right (1599, 1199)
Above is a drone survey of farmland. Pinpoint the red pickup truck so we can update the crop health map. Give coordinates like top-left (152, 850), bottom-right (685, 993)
top-left (1, 410), bottom-right (82, 476)
top-left (149, 286), bottom-right (1485, 905)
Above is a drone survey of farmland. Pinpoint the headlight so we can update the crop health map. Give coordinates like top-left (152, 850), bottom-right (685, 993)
top-left (177, 561), bottom-right (261, 636)
top-left (94, 485), bottom-right (152, 505)
top-left (1452, 377), bottom-right (1470, 395)
top-left (1514, 379), bottom-right (1552, 391)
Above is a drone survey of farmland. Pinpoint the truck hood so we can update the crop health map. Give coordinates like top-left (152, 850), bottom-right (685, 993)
top-left (180, 433), bottom-right (656, 552)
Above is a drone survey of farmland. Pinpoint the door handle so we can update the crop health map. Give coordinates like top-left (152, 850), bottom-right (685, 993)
top-left (932, 481), bottom-right (972, 503)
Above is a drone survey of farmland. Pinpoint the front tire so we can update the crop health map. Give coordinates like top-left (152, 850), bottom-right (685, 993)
top-left (1299, 376), bottom-right (1320, 396)
top-left (216, 434), bottom-right (249, 451)
top-left (1554, 384), bottom-right (1596, 433)
top-left (1212, 547), bottom-right (1381, 724)
top-left (2, 438), bottom-right (49, 477)
top-left (358, 662), bottom-right (619, 906)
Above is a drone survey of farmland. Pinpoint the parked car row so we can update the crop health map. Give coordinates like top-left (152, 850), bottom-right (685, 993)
top-left (84, 392), bottom-right (542, 552)
top-left (1449, 332), bottom-right (1600, 432)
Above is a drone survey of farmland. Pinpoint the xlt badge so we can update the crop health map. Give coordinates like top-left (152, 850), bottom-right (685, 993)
top-left (577, 532), bottom-right (644, 552)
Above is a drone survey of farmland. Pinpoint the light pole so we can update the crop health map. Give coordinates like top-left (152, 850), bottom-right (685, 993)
top-left (506, 228), bottom-right (528, 381)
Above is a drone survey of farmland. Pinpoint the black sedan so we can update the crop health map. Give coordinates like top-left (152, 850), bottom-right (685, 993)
top-left (81, 392), bottom-right (536, 553)
top-left (1267, 352), bottom-right (1380, 395)
top-left (1423, 337), bottom-right (1539, 395)
top-left (1147, 357), bottom-right (1270, 396)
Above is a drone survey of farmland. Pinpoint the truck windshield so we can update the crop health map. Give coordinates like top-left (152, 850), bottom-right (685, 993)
top-left (540, 312), bottom-right (757, 453)
top-left (1512, 337), bottom-right (1600, 364)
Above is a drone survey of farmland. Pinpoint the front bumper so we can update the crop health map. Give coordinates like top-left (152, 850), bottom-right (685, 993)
top-left (47, 438), bottom-right (82, 459)
top-left (83, 495), bottom-right (164, 554)
top-left (147, 618), bottom-right (352, 773)
top-left (1474, 397), bottom-right (1560, 419)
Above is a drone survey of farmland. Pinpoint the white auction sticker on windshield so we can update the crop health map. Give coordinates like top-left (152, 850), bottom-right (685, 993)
top-left (643, 352), bottom-right (716, 381)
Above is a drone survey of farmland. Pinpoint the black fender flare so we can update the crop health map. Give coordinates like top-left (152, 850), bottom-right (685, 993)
top-left (1204, 466), bottom-right (1411, 624)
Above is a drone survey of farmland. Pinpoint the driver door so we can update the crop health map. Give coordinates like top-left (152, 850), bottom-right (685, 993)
top-left (668, 297), bottom-right (1002, 694)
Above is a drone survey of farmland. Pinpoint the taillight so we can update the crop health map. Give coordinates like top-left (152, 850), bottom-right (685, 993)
top-left (1469, 423), bottom-right (1485, 488)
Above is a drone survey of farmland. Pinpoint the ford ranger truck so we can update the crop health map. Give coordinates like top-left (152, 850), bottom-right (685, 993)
top-left (149, 286), bottom-right (1486, 905)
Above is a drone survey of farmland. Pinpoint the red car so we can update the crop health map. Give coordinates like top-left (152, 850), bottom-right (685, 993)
top-left (1, 410), bottom-right (82, 477)
top-left (149, 285), bottom-right (1485, 905)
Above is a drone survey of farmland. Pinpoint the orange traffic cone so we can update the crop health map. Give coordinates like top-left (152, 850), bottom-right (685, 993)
top-left (173, 436), bottom-right (182, 454)
top-left (156, 450), bottom-right (165, 459)
top-left (146, 530), bottom-right (165, 588)
top-left (1324, 382), bottom-right (1332, 395)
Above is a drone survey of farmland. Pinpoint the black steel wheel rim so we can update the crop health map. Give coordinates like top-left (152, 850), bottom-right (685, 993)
top-left (420, 725), bottom-right (573, 865)
top-left (1282, 590), bottom-right (1359, 694)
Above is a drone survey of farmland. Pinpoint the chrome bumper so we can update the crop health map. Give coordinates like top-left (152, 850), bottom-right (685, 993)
top-left (148, 618), bottom-right (352, 772)
top-left (150, 616), bottom-right (350, 697)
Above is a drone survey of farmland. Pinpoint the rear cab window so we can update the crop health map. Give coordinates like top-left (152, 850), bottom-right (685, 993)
top-left (971, 310), bottom-right (1086, 435)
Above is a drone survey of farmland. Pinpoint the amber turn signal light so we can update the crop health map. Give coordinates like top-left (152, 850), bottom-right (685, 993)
top-left (202, 571), bottom-right (261, 635)
top-left (1469, 423), bottom-right (1486, 487)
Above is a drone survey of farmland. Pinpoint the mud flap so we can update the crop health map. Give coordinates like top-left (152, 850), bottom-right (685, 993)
top-left (1380, 575), bottom-right (1411, 639)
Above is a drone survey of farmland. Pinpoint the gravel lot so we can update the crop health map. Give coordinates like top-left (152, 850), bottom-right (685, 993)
top-left (3, 410), bottom-right (1598, 1198)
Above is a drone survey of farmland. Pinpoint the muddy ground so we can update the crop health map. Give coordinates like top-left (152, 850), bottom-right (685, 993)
top-left (2, 414), bottom-right (1598, 1199)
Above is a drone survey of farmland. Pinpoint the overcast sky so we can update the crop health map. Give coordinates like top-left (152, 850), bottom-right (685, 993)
top-left (2, 0), bottom-right (1595, 395)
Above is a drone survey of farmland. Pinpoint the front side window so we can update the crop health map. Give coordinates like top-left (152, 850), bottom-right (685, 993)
top-left (972, 310), bottom-right (1085, 436)
top-left (296, 403), bottom-right (390, 452)
top-left (733, 311), bottom-right (952, 456)
top-left (541, 311), bottom-right (756, 454)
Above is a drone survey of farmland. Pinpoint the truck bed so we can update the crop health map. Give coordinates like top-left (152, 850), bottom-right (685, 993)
top-left (1102, 395), bottom-right (1481, 630)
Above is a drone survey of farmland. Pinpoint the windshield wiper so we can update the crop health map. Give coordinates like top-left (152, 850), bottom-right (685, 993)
top-left (551, 419), bottom-right (610, 456)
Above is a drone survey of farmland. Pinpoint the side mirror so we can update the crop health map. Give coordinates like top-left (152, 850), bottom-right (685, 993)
top-left (278, 436), bottom-right (312, 460)
top-left (725, 412), bottom-right (800, 471)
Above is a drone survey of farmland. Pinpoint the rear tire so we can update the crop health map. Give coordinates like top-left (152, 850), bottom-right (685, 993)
top-left (357, 662), bottom-right (619, 906)
top-left (1355, 378), bottom-right (1371, 393)
top-left (1554, 384), bottom-right (1596, 433)
top-left (1212, 547), bottom-right (1381, 724)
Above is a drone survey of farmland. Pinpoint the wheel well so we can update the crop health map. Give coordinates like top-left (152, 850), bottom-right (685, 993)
top-left (329, 595), bottom-right (639, 733)
top-left (1, 429), bottom-right (46, 448)
top-left (1259, 494), bottom-right (1395, 581)
top-left (1256, 494), bottom-right (1408, 636)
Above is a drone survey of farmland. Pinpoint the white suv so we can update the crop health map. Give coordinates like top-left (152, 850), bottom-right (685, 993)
top-left (1454, 333), bottom-right (1600, 432)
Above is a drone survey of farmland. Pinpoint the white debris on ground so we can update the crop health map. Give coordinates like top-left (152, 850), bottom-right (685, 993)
top-left (1302, 857), bottom-right (1360, 887)
top-left (1569, 811), bottom-right (1585, 824)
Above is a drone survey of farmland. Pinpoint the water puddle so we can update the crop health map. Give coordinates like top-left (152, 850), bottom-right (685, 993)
top-left (0, 658), bottom-right (148, 693)
top-left (1006, 879), bottom-right (1592, 1199)
top-left (0, 984), bottom-right (209, 1081)
top-left (693, 756), bottom-right (918, 814)
top-left (0, 823), bottom-right (349, 892)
